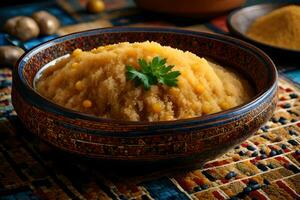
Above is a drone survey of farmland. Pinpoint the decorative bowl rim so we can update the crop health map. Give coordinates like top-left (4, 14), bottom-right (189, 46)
top-left (14, 27), bottom-right (278, 128)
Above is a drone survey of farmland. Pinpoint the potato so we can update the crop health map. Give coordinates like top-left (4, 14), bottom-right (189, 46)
top-left (86, 0), bottom-right (105, 13)
top-left (0, 46), bottom-right (25, 66)
top-left (4, 16), bottom-right (40, 41)
top-left (3, 16), bottom-right (23, 33)
top-left (32, 11), bottom-right (60, 35)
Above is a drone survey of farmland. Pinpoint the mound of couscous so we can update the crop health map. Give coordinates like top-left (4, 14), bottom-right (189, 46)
top-left (36, 41), bottom-right (253, 121)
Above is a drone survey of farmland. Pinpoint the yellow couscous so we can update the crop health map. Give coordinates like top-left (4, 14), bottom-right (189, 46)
top-left (36, 41), bottom-right (253, 121)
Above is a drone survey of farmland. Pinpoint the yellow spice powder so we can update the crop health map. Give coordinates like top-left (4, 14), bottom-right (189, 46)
top-left (246, 5), bottom-right (300, 50)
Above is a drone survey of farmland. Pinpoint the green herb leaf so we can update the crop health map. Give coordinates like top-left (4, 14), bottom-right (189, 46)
top-left (126, 65), bottom-right (150, 90)
top-left (126, 56), bottom-right (181, 90)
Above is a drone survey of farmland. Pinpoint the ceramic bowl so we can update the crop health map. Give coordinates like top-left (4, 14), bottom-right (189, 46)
top-left (227, 3), bottom-right (300, 58)
top-left (134, 0), bottom-right (245, 19)
top-left (12, 27), bottom-right (277, 164)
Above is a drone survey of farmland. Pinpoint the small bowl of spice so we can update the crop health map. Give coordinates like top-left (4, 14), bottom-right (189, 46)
top-left (227, 3), bottom-right (300, 57)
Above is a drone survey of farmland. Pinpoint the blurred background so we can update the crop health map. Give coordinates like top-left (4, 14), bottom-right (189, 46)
top-left (0, 0), bottom-right (300, 81)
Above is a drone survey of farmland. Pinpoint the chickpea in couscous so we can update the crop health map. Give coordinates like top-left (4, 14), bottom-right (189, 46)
top-left (35, 41), bottom-right (253, 121)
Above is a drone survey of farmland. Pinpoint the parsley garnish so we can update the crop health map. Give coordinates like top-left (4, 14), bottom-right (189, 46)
top-left (126, 56), bottom-right (181, 90)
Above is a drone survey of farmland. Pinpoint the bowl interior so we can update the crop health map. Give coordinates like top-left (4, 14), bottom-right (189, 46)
top-left (229, 4), bottom-right (277, 34)
top-left (16, 27), bottom-right (276, 124)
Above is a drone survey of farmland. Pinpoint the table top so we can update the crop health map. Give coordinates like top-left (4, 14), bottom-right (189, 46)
top-left (0, 1), bottom-right (299, 199)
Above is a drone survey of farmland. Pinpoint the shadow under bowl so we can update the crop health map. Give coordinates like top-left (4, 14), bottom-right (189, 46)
top-left (12, 27), bottom-right (278, 165)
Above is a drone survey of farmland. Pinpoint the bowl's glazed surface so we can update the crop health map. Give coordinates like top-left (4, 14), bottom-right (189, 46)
top-left (12, 27), bottom-right (277, 163)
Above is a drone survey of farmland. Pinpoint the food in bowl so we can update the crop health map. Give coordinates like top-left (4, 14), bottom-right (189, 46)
top-left (35, 41), bottom-right (253, 121)
top-left (246, 5), bottom-right (300, 51)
